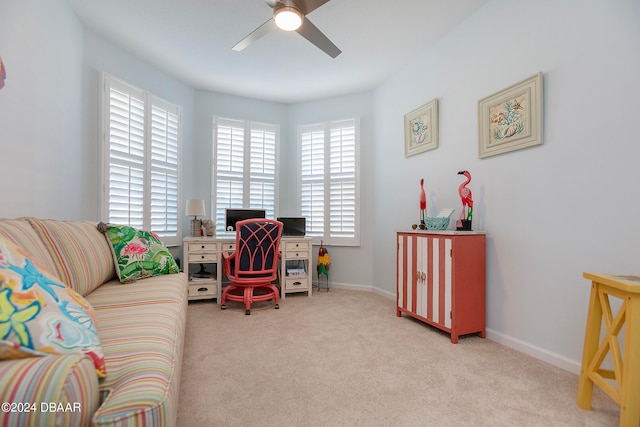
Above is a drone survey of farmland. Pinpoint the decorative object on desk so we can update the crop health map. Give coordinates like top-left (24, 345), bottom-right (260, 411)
top-left (425, 217), bottom-right (450, 230)
top-left (456, 170), bottom-right (473, 231)
top-left (404, 98), bottom-right (438, 157)
top-left (202, 219), bottom-right (215, 236)
top-left (317, 241), bottom-right (331, 291)
top-left (419, 178), bottom-right (427, 225)
top-left (185, 199), bottom-right (205, 237)
top-left (478, 73), bottom-right (543, 158)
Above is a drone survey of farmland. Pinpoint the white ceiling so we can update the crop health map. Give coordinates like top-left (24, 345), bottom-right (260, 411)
top-left (67, 0), bottom-right (488, 104)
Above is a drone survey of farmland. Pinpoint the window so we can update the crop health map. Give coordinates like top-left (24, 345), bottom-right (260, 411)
top-left (101, 74), bottom-right (182, 246)
top-left (213, 117), bottom-right (279, 234)
top-left (299, 118), bottom-right (360, 246)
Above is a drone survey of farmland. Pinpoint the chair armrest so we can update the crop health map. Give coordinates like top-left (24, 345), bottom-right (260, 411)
top-left (222, 251), bottom-right (236, 276)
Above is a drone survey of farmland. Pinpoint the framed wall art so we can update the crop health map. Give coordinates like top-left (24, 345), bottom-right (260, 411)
top-left (404, 98), bottom-right (438, 157)
top-left (478, 72), bottom-right (543, 159)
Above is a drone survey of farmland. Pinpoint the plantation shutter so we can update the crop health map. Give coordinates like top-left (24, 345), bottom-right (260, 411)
top-left (150, 98), bottom-right (180, 240)
top-left (329, 119), bottom-right (357, 240)
top-left (299, 118), bottom-right (360, 246)
top-left (213, 118), bottom-right (279, 235)
top-left (102, 74), bottom-right (182, 245)
top-left (106, 79), bottom-right (145, 230)
top-left (249, 123), bottom-right (277, 217)
top-left (300, 124), bottom-right (325, 236)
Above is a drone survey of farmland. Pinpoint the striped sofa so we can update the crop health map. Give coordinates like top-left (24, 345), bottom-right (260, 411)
top-left (0, 218), bottom-right (188, 427)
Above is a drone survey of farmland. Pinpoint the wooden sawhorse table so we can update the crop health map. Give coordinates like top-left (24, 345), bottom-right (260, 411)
top-left (577, 272), bottom-right (640, 426)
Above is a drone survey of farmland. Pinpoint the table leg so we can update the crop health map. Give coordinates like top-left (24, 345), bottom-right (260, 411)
top-left (620, 294), bottom-right (640, 426)
top-left (577, 282), bottom-right (603, 409)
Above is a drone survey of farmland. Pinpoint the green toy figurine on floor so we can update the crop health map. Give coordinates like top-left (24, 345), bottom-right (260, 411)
top-left (317, 241), bottom-right (331, 291)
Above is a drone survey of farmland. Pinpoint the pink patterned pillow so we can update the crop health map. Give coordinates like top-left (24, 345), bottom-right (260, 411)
top-left (0, 237), bottom-right (107, 379)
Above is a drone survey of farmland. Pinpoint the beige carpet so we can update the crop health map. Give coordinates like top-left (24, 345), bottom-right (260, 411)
top-left (177, 289), bottom-right (619, 426)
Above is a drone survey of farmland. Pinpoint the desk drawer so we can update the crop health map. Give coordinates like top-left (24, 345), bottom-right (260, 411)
top-left (283, 241), bottom-right (309, 252)
top-left (188, 252), bottom-right (217, 263)
top-left (188, 242), bottom-right (218, 252)
top-left (285, 277), bottom-right (309, 291)
top-left (220, 242), bottom-right (236, 253)
top-left (188, 282), bottom-right (217, 297)
top-left (285, 250), bottom-right (308, 260)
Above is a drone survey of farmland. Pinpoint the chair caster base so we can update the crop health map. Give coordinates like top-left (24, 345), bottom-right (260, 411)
top-left (275, 304), bottom-right (279, 309)
top-left (245, 310), bottom-right (250, 315)
top-left (221, 304), bottom-right (226, 310)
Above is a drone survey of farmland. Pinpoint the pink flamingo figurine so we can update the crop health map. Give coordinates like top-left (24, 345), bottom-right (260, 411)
top-left (457, 170), bottom-right (473, 229)
top-left (419, 179), bottom-right (426, 224)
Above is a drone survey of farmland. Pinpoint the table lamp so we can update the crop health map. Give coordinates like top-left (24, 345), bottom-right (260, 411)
top-left (185, 199), bottom-right (205, 237)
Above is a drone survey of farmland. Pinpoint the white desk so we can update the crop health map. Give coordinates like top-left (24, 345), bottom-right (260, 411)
top-left (183, 235), bottom-right (312, 303)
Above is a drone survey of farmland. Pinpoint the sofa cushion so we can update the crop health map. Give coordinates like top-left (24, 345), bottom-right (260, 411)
top-left (0, 354), bottom-right (100, 427)
top-left (27, 219), bottom-right (116, 296)
top-left (97, 222), bottom-right (180, 283)
top-left (85, 273), bottom-right (187, 427)
top-left (0, 238), bottom-right (107, 379)
top-left (0, 218), bottom-right (62, 281)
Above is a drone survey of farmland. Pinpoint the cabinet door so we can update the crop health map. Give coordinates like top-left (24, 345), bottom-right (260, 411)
top-left (397, 233), bottom-right (413, 313)
top-left (425, 236), bottom-right (452, 330)
top-left (398, 234), bottom-right (452, 329)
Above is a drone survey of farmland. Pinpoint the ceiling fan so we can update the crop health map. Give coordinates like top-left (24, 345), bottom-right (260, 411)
top-left (232, 0), bottom-right (341, 58)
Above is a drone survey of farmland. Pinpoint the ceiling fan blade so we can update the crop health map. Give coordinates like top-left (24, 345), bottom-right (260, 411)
top-left (298, 0), bottom-right (330, 15)
top-left (296, 16), bottom-right (341, 58)
top-left (232, 18), bottom-right (277, 51)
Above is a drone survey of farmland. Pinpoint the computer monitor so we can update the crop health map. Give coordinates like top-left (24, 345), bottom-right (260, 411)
top-left (277, 217), bottom-right (306, 236)
top-left (224, 208), bottom-right (267, 232)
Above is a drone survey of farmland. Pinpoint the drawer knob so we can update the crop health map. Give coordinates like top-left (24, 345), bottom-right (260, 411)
top-left (201, 245), bottom-right (205, 249)
top-left (201, 255), bottom-right (205, 259)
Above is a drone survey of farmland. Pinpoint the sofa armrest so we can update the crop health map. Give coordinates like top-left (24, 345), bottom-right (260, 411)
top-left (0, 355), bottom-right (100, 427)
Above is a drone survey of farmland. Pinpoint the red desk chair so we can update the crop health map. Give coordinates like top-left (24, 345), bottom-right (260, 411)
top-left (221, 219), bottom-right (283, 315)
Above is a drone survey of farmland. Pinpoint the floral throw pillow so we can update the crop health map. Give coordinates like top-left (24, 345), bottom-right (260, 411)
top-left (0, 237), bottom-right (107, 379)
top-left (98, 223), bottom-right (179, 283)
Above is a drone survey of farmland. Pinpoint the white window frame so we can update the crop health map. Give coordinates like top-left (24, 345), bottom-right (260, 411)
top-left (299, 118), bottom-right (360, 246)
top-left (100, 73), bottom-right (182, 246)
top-left (212, 117), bottom-right (280, 235)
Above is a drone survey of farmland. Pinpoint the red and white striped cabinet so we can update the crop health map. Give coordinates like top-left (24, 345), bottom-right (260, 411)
top-left (396, 231), bottom-right (486, 343)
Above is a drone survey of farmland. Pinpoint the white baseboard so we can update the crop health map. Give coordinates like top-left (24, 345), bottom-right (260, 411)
top-left (319, 282), bottom-right (581, 375)
top-left (318, 281), bottom-right (396, 300)
top-left (485, 328), bottom-right (581, 374)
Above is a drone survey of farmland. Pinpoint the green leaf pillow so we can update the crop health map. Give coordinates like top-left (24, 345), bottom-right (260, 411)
top-left (0, 237), bottom-right (107, 379)
top-left (98, 223), bottom-right (179, 283)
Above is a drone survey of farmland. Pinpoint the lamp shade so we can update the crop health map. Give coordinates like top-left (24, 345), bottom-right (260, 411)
top-left (185, 199), bottom-right (205, 217)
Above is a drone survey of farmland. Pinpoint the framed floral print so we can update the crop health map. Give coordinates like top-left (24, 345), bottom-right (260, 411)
top-left (478, 73), bottom-right (543, 158)
top-left (404, 98), bottom-right (439, 157)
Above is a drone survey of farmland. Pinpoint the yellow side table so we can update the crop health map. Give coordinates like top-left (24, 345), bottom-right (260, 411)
top-left (577, 272), bottom-right (640, 426)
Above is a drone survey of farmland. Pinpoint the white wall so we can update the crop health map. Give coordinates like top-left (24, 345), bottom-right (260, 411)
top-left (0, 0), bottom-right (85, 219)
top-left (372, 0), bottom-right (640, 371)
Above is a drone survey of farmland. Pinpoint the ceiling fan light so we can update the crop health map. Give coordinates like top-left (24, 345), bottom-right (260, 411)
top-left (274, 7), bottom-right (303, 31)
